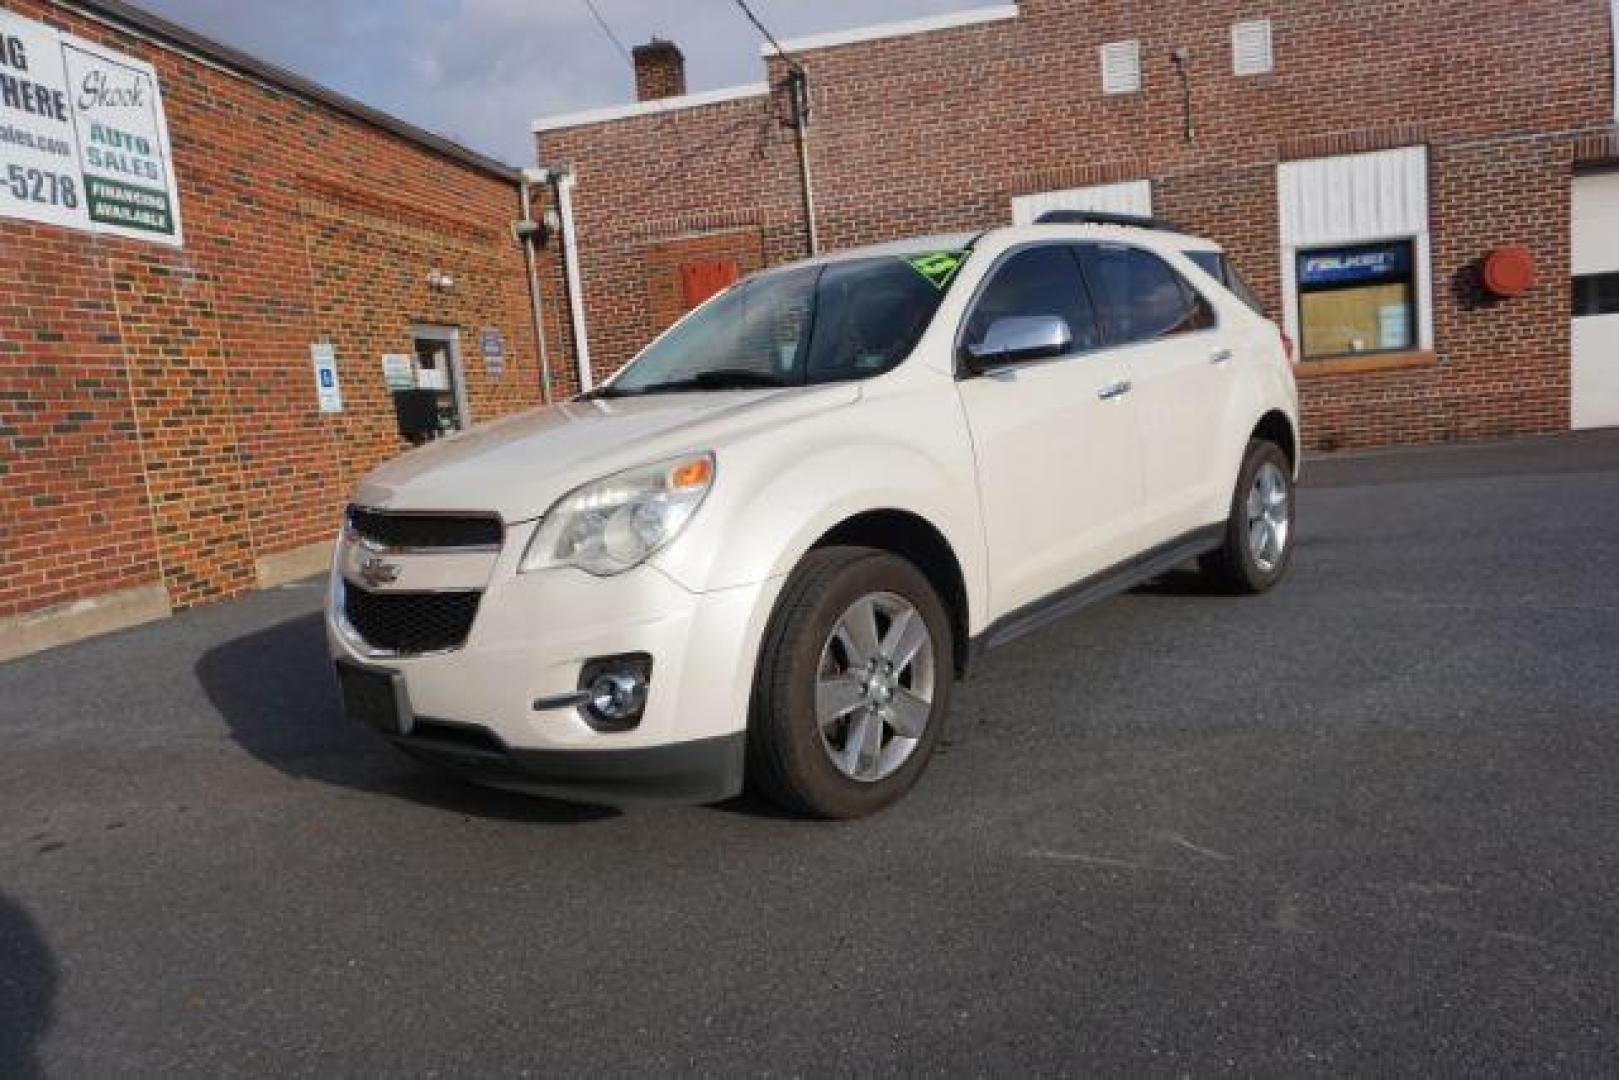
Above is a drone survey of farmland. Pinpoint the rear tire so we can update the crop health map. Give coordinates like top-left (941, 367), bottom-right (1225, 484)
top-left (748, 546), bottom-right (954, 819)
top-left (1199, 439), bottom-right (1295, 594)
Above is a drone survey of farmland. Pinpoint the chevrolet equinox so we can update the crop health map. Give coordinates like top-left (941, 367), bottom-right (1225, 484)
top-left (328, 214), bottom-right (1299, 818)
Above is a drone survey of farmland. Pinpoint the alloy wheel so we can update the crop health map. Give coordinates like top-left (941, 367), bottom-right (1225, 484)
top-left (814, 591), bottom-right (936, 782)
top-left (1247, 461), bottom-right (1291, 573)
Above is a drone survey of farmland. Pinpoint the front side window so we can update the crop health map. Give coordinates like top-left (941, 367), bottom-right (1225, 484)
top-left (962, 245), bottom-right (1100, 354)
top-left (601, 253), bottom-right (964, 397)
top-left (1295, 240), bottom-right (1417, 359)
top-left (1082, 244), bottom-right (1215, 344)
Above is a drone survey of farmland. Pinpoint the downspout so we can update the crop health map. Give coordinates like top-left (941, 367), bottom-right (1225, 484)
top-left (516, 169), bottom-right (554, 405)
top-left (553, 166), bottom-right (595, 393)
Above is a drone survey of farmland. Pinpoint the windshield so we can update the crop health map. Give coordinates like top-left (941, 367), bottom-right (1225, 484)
top-left (596, 251), bottom-right (968, 397)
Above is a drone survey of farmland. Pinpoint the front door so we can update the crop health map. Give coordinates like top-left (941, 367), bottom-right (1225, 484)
top-left (1572, 172), bottom-right (1619, 430)
top-left (955, 243), bottom-right (1144, 619)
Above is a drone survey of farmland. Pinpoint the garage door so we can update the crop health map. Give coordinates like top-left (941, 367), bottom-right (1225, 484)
top-left (1572, 172), bottom-right (1619, 430)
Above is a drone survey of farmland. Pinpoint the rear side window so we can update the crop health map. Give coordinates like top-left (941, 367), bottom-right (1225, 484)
top-left (1081, 244), bottom-right (1216, 344)
top-left (962, 245), bottom-right (1101, 353)
top-left (1187, 250), bottom-right (1266, 315)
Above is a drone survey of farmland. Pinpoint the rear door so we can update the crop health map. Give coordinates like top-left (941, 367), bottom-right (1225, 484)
top-left (955, 243), bottom-right (1144, 618)
top-left (1078, 242), bottom-right (1233, 542)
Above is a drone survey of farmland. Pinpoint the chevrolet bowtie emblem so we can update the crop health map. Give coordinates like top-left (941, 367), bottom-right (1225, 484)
top-left (358, 555), bottom-right (401, 587)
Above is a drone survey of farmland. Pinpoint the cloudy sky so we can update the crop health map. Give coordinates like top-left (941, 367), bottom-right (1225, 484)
top-left (132, 0), bottom-right (979, 165)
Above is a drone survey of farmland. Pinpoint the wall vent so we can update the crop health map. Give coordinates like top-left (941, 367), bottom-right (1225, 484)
top-left (1232, 19), bottom-right (1274, 76)
top-left (1100, 40), bottom-right (1142, 95)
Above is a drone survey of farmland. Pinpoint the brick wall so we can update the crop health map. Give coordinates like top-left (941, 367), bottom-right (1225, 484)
top-left (539, 0), bottom-right (1617, 451)
top-left (0, 0), bottom-right (568, 623)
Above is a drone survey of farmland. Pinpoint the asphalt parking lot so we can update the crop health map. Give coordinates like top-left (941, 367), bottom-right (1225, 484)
top-left (3, 431), bottom-right (1618, 1075)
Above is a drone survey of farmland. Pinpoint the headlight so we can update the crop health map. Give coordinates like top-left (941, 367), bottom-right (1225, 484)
top-left (519, 452), bottom-right (715, 576)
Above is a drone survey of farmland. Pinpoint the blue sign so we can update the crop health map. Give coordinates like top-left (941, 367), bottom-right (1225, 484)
top-left (1299, 243), bottom-right (1410, 287)
top-left (480, 326), bottom-right (504, 359)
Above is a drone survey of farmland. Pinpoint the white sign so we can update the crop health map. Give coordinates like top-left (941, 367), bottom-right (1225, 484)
top-left (381, 353), bottom-right (415, 391)
top-left (311, 343), bottom-right (342, 413)
top-left (0, 8), bottom-right (184, 245)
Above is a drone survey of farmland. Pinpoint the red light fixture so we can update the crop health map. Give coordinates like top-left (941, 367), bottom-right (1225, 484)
top-left (1482, 246), bottom-right (1536, 298)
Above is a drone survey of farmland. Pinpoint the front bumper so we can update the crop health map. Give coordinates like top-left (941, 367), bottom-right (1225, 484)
top-left (338, 657), bottom-right (744, 804)
top-left (327, 536), bottom-right (783, 805)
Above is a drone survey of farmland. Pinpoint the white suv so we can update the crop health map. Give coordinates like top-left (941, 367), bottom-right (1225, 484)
top-left (328, 215), bottom-right (1299, 818)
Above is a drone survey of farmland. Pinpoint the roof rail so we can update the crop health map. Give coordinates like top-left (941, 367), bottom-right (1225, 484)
top-left (1034, 210), bottom-right (1182, 233)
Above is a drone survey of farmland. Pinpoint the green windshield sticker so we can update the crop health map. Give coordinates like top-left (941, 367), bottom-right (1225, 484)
top-left (903, 251), bottom-right (967, 291)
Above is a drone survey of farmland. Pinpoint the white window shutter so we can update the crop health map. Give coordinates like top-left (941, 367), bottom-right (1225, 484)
top-left (1011, 181), bottom-right (1153, 225)
top-left (1231, 20), bottom-right (1274, 76)
top-left (1100, 40), bottom-right (1141, 95)
top-left (1277, 146), bottom-right (1429, 247)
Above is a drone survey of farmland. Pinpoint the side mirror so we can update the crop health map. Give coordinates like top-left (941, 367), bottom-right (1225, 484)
top-left (963, 315), bottom-right (1073, 370)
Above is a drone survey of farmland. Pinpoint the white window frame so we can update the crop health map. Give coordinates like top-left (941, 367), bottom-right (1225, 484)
top-left (1277, 146), bottom-right (1434, 357)
top-left (1612, 0), bottom-right (1619, 123)
top-left (1011, 180), bottom-right (1152, 224)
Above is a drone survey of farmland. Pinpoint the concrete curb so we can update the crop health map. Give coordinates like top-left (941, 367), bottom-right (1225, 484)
top-left (0, 583), bottom-right (172, 664)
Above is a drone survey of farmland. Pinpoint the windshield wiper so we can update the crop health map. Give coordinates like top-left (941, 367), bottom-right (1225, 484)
top-left (623, 369), bottom-right (794, 395)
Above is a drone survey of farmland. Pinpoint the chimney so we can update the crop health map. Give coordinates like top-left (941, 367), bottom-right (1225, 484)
top-left (632, 38), bottom-right (686, 101)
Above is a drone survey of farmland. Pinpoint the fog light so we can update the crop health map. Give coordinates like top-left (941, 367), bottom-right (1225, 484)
top-left (577, 653), bottom-right (652, 731)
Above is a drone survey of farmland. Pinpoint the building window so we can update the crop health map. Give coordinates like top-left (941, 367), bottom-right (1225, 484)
top-left (1296, 241), bottom-right (1418, 358)
top-left (1100, 40), bottom-right (1141, 95)
top-left (1573, 272), bottom-right (1619, 317)
top-left (1276, 146), bottom-right (1433, 360)
top-left (1231, 20), bottom-right (1274, 76)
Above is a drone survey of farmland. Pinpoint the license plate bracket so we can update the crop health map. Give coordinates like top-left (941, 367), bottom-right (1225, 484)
top-left (335, 658), bottom-right (414, 736)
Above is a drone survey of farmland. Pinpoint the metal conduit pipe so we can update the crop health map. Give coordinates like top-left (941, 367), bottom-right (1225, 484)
top-left (516, 170), bottom-right (554, 405)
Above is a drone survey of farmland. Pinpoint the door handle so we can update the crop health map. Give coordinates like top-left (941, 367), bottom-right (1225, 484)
top-left (1209, 346), bottom-right (1234, 365)
top-left (1097, 379), bottom-right (1132, 401)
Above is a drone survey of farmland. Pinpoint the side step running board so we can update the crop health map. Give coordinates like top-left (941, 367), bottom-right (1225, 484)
top-left (969, 525), bottom-right (1225, 660)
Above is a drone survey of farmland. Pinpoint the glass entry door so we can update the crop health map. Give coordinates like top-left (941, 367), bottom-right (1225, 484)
top-left (410, 325), bottom-right (470, 435)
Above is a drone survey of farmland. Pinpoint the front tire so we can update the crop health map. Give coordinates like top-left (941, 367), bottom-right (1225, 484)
top-left (748, 546), bottom-right (954, 819)
top-left (1200, 439), bottom-right (1295, 593)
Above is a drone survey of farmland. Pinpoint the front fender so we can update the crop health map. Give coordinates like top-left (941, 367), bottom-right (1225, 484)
top-left (652, 385), bottom-right (988, 633)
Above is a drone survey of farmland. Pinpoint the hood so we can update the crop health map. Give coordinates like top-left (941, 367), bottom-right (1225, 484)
top-left (352, 383), bottom-right (860, 521)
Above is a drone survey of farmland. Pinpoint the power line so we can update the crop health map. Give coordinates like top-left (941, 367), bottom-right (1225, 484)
top-left (728, 0), bottom-right (816, 255)
top-left (731, 0), bottom-right (803, 75)
top-left (576, 0), bottom-right (633, 64)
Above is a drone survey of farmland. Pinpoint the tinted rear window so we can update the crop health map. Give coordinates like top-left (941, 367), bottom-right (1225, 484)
top-left (1187, 250), bottom-right (1266, 316)
top-left (1082, 244), bottom-right (1215, 344)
